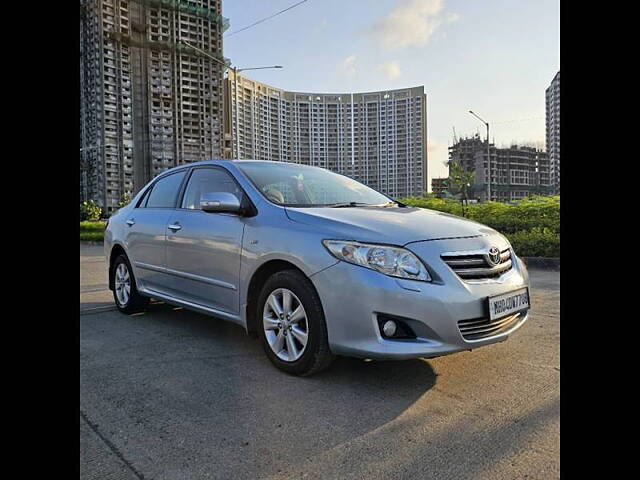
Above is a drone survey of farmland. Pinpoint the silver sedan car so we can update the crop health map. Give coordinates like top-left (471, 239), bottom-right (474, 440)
top-left (105, 160), bottom-right (531, 376)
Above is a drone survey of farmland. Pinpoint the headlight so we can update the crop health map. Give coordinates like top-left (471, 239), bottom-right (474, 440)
top-left (322, 240), bottom-right (431, 282)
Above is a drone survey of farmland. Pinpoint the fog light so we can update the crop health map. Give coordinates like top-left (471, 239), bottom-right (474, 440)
top-left (382, 320), bottom-right (397, 337)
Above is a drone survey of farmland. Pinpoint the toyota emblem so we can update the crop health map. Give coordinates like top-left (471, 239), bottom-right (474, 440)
top-left (487, 246), bottom-right (501, 266)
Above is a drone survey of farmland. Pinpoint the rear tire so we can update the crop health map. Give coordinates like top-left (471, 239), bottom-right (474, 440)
top-left (112, 254), bottom-right (149, 314)
top-left (257, 269), bottom-right (334, 376)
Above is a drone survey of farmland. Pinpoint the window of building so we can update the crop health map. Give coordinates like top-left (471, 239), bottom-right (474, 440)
top-left (510, 169), bottom-right (530, 185)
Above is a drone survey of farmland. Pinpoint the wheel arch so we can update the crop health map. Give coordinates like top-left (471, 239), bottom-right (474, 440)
top-left (245, 259), bottom-right (323, 337)
top-left (108, 243), bottom-right (127, 291)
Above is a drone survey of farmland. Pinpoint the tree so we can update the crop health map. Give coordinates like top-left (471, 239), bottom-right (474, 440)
top-left (80, 200), bottom-right (102, 222)
top-left (117, 192), bottom-right (132, 210)
top-left (447, 162), bottom-right (475, 217)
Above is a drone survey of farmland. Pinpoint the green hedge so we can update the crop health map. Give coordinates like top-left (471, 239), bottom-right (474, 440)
top-left (400, 195), bottom-right (560, 258)
top-left (80, 221), bottom-right (105, 242)
top-left (78, 196), bottom-right (560, 257)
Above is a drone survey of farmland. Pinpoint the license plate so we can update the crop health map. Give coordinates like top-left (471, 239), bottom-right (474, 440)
top-left (487, 287), bottom-right (530, 321)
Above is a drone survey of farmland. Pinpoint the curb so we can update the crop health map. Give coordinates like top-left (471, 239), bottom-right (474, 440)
top-left (80, 241), bottom-right (104, 246)
top-left (522, 257), bottom-right (560, 270)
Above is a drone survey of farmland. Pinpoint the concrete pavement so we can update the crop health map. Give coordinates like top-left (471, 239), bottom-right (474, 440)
top-left (80, 243), bottom-right (559, 479)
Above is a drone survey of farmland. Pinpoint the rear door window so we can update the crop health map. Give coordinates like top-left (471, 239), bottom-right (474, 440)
top-left (144, 171), bottom-right (187, 208)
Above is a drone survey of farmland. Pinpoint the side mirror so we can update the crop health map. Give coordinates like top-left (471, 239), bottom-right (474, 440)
top-left (200, 192), bottom-right (242, 214)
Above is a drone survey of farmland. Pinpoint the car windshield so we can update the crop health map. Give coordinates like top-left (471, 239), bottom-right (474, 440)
top-left (237, 162), bottom-right (393, 207)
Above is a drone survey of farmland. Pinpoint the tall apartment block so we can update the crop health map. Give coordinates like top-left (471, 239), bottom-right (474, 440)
top-left (546, 71), bottom-right (560, 195)
top-left (448, 136), bottom-right (551, 202)
top-left (80, 0), bottom-right (228, 213)
top-left (223, 71), bottom-right (428, 199)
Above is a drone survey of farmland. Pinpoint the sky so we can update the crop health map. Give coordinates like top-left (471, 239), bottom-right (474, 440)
top-left (222, 0), bottom-right (560, 189)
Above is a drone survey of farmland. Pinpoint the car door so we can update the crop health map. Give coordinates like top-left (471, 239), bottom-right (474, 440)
top-left (125, 169), bottom-right (187, 293)
top-left (165, 166), bottom-right (246, 315)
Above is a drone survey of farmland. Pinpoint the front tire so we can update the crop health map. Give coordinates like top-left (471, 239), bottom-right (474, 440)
top-left (257, 270), bottom-right (334, 376)
top-left (112, 254), bottom-right (149, 314)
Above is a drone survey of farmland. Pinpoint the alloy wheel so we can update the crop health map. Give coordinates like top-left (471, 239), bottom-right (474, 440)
top-left (114, 262), bottom-right (131, 307)
top-left (263, 288), bottom-right (309, 362)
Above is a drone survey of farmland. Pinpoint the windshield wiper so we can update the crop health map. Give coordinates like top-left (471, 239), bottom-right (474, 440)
top-left (327, 202), bottom-right (373, 208)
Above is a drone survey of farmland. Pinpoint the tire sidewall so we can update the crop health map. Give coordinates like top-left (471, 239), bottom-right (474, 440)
top-left (112, 254), bottom-right (143, 313)
top-left (257, 270), bottom-right (327, 375)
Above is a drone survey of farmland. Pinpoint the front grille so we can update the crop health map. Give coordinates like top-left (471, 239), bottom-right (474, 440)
top-left (458, 312), bottom-right (524, 341)
top-left (442, 248), bottom-right (513, 280)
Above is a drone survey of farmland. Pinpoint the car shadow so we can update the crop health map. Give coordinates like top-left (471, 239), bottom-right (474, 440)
top-left (81, 300), bottom-right (438, 479)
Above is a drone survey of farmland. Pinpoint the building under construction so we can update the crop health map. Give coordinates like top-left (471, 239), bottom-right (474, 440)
top-left (448, 136), bottom-right (551, 202)
top-left (431, 178), bottom-right (448, 198)
top-left (80, 0), bottom-right (229, 213)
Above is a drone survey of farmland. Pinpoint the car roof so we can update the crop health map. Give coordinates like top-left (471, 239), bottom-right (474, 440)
top-left (160, 159), bottom-right (316, 173)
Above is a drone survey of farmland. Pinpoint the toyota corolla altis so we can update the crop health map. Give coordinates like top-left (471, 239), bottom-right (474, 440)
top-left (104, 160), bottom-right (531, 376)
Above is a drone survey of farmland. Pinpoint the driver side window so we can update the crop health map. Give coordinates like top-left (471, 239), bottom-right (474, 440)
top-left (181, 168), bottom-right (242, 210)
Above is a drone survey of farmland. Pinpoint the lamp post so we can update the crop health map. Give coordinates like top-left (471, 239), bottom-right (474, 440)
top-left (180, 41), bottom-right (282, 159)
top-left (469, 110), bottom-right (491, 201)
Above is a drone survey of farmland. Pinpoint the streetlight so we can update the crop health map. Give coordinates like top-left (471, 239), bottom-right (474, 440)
top-left (180, 41), bottom-right (283, 159)
top-left (469, 110), bottom-right (491, 201)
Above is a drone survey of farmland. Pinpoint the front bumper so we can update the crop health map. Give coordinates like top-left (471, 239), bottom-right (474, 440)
top-left (310, 235), bottom-right (531, 360)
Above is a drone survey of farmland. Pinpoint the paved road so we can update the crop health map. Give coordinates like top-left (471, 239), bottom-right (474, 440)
top-left (80, 243), bottom-right (559, 480)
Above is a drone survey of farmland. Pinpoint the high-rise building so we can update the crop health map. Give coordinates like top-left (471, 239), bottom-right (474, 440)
top-left (80, 0), bottom-right (229, 213)
top-left (546, 71), bottom-right (560, 195)
top-left (448, 136), bottom-right (551, 202)
top-left (224, 71), bottom-right (428, 199)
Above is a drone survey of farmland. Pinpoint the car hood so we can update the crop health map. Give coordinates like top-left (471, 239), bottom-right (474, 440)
top-left (284, 206), bottom-right (499, 245)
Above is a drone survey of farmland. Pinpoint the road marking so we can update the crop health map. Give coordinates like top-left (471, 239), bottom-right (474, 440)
top-left (80, 410), bottom-right (147, 480)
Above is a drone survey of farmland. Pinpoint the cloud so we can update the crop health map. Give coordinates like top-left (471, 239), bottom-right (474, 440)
top-left (338, 54), bottom-right (357, 78)
top-left (377, 61), bottom-right (402, 80)
top-left (367, 0), bottom-right (458, 49)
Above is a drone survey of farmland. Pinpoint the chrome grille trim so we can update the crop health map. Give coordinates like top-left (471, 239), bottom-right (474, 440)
top-left (453, 259), bottom-right (512, 277)
top-left (442, 258), bottom-right (486, 267)
top-left (458, 312), bottom-right (523, 341)
top-left (442, 248), bottom-right (513, 280)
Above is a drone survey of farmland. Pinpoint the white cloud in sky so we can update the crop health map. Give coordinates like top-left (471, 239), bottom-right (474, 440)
top-left (367, 0), bottom-right (459, 49)
top-left (338, 54), bottom-right (357, 78)
top-left (377, 61), bottom-right (402, 80)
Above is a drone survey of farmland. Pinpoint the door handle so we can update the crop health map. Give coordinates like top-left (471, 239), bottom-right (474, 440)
top-left (168, 224), bottom-right (182, 232)
top-left (126, 219), bottom-right (135, 226)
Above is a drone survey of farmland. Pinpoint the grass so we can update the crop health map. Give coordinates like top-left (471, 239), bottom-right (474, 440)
top-left (80, 220), bottom-right (105, 242)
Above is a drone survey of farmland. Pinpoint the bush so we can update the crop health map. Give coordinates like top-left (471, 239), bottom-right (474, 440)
top-left (400, 195), bottom-right (560, 258)
top-left (117, 192), bottom-right (132, 210)
top-left (506, 228), bottom-right (560, 258)
top-left (80, 220), bottom-right (105, 242)
top-left (80, 231), bottom-right (104, 242)
top-left (80, 220), bottom-right (105, 232)
top-left (80, 200), bottom-right (102, 222)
